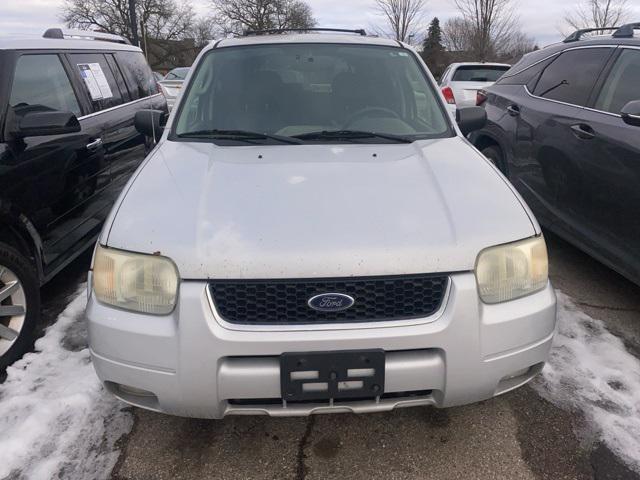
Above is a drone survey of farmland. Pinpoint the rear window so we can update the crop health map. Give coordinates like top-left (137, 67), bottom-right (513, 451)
top-left (115, 51), bottom-right (157, 100)
top-left (165, 68), bottom-right (189, 80)
top-left (452, 66), bottom-right (509, 82)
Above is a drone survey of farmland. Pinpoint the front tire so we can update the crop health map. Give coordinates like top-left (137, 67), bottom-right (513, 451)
top-left (481, 145), bottom-right (507, 174)
top-left (0, 242), bottom-right (40, 370)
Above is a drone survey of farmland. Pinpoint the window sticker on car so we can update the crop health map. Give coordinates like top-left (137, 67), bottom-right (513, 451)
top-left (77, 63), bottom-right (113, 100)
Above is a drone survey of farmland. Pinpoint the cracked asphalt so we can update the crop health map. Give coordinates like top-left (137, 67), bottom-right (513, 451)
top-left (37, 232), bottom-right (640, 480)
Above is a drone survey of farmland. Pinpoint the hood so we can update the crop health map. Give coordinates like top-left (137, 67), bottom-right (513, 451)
top-left (104, 137), bottom-right (536, 279)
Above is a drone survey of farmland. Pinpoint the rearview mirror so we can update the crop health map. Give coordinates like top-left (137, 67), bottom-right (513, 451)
top-left (456, 107), bottom-right (487, 136)
top-left (135, 109), bottom-right (166, 142)
top-left (15, 111), bottom-right (80, 137)
top-left (621, 100), bottom-right (640, 127)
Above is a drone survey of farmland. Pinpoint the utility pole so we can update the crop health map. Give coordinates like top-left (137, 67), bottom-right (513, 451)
top-left (140, 20), bottom-right (149, 61)
top-left (128, 0), bottom-right (139, 46)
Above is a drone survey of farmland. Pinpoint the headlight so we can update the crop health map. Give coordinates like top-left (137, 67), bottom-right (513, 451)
top-left (475, 236), bottom-right (548, 304)
top-left (92, 245), bottom-right (179, 314)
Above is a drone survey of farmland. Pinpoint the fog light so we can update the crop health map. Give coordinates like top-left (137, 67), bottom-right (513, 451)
top-left (495, 362), bottom-right (545, 396)
top-left (118, 384), bottom-right (155, 397)
top-left (502, 367), bottom-right (530, 381)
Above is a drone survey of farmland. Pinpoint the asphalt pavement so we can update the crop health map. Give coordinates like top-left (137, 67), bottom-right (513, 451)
top-left (33, 233), bottom-right (640, 480)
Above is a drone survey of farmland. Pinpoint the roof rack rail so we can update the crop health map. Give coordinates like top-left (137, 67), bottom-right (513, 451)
top-left (613, 22), bottom-right (640, 38)
top-left (563, 26), bottom-right (619, 43)
top-left (243, 27), bottom-right (367, 37)
top-left (43, 28), bottom-right (131, 45)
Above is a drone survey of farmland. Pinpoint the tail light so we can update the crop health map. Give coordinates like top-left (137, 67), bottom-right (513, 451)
top-left (441, 86), bottom-right (456, 105)
top-left (476, 90), bottom-right (488, 106)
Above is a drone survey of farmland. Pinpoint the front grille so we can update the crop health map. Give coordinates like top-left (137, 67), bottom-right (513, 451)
top-left (208, 274), bottom-right (449, 325)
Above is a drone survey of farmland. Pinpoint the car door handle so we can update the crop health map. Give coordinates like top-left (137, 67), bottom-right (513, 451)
top-left (570, 124), bottom-right (595, 140)
top-left (86, 138), bottom-right (103, 151)
top-left (507, 105), bottom-right (520, 116)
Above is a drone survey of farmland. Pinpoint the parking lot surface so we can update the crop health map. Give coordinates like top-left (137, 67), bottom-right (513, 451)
top-left (1, 233), bottom-right (639, 480)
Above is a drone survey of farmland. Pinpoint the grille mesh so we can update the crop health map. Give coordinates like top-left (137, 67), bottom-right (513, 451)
top-left (208, 274), bottom-right (449, 325)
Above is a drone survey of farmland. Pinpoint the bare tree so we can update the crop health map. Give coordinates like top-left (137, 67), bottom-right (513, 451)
top-left (192, 17), bottom-right (220, 48)
top-left (61, 0), bottom-right (196, 44)
top-left (373, 0), bottom-right (427, 43)
top-left (497, 29), bottom-right (535, 61)
top-left (563, 0), bottom-right (630, 31)
top-left (442, 17), bottom-right (475, 52)
top-left (452, 0), bottom-right (519, 60)
top-left (211, 0), bottom-right (315, 35)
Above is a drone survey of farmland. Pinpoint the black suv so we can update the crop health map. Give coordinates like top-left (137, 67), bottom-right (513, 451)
top-left (0, 29), bottom-right (166, 368)
top-left (471, 22), bottom-right (640, 285)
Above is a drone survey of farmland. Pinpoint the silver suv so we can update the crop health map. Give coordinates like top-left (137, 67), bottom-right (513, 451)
top-left (86, 29), bottom-right (556, 419)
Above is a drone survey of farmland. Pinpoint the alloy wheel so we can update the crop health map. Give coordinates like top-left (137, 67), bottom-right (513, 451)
top-left (0, 265), bottom-right (27, 357)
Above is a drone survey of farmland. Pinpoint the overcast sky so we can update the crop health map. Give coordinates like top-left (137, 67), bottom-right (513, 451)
top-left (1, 0), bottom-right (639, 47)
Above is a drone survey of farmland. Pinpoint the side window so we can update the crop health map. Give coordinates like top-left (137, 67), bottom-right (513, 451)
top-left (115, 51), bottom-right (157, 100)
top-left (594, 49), bottom-right (640, 114)
top-left (532, 48), bottom-right (612, 106)
top-left (105, 53), bottom-right (132, 103)
top-left (9, 54), bottom-right (80, 117)
top-left (496, 55), bottom-right (556, 87)
top-left (69, 53), bottom-right (124, 111)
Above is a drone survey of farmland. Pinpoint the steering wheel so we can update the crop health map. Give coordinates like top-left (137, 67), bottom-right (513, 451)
top-left (343, 107), bottom-right (400, 128)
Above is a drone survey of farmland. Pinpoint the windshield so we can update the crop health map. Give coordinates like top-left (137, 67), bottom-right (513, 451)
top-left (165, 68), bottom-right (189, 80)
top-left (452, 65), bottom-right (509, 82)
top-left (173, 44), bottom-right (452, 144)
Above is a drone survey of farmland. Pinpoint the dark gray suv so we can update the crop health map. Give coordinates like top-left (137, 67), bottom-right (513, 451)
top-left (471, 22), bottom-right (640, 285)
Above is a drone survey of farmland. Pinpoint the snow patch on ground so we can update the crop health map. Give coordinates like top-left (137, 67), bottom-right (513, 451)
top-left (535, 291), bottom-right (640, 472)
top-left (0, 287), bottom-right (132, 480)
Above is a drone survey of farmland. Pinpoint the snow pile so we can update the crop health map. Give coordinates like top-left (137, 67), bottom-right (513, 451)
top-left (535, 291), bottom-right (640, 472)
top-left (0, 287), bottom-right (132, 480)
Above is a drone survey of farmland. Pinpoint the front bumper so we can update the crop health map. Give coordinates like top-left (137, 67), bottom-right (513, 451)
top-left (86, 273), bottom-right (556, 418)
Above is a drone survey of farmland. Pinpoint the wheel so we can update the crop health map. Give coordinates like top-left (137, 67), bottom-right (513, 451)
top-left (481, 145), bottom-right (507, 174)
top-left (0, 242), bottom-right (40, 370)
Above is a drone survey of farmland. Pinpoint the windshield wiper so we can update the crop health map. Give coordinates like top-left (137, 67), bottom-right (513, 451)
top-left (538, 79), bottom-right (569, 98)
top-left (177, 129), bottom-right (303, 145)
top-left (292, 130), bottom-right (413, 143)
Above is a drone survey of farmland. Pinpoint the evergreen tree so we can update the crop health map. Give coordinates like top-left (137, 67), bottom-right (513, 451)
top-left (421, 17), bottom-right (447, 78)
top-left (423, 17), bottom-right (444, 52)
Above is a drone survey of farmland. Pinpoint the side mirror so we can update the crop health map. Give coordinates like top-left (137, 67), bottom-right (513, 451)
top-left (15, 111), bottom-right (80, 137)
top-left (135, 109), bottom-right (165, 142)
top-left (456, 106), bottom-right (487, 136)
top-left (621, 100), bottom-right (640, 127)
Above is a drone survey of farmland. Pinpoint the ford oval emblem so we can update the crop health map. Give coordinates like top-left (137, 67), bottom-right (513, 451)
top-left (308, 293), bottom-right (355, 312)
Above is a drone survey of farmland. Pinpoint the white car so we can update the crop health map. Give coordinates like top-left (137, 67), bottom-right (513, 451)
top-left (158, 67), bottom-right (190, 109)
top-left (440, 62), bottom-right (511, 108)
top-left (87, 29), bottom-right (555, 419)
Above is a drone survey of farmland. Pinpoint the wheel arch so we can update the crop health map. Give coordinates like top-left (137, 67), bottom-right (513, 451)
top-left (472, 131), bottom-right (503, 153)
top-left (470, 129), bottom-right (510, 175)
top-left (0, 201), bottom-right (45, 284)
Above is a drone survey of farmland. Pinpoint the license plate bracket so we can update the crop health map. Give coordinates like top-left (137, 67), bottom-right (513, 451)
top-left (280, 349), bottom-right (385, 401)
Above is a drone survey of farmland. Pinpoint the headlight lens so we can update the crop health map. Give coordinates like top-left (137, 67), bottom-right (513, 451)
top-left (475, 236), bottom-right (548, 304)
top-left (92, 245), bottom-right (179, 314)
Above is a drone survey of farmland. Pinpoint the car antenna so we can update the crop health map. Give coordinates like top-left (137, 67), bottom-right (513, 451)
top-left (151, 110), bottom-right (157, 145)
